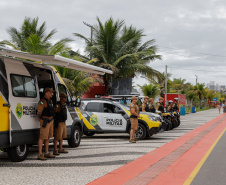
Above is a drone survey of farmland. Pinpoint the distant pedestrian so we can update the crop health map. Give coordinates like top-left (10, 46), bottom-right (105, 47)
top-left (217, 104), bottom-right (221, 114)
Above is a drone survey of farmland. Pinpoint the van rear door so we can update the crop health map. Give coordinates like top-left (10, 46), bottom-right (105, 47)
top-left (4, 58), bottom-right (40, 146)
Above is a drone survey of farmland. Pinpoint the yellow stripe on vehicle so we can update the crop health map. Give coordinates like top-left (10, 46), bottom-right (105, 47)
top-left (124, 109), bottom-right (161, 129)
top-left (0, 95), bottom-right (9, 132)
top-left (75, 107), bottom-right (95, 130)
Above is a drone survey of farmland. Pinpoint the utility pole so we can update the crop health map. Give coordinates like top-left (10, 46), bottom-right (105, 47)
top-left (195, 75), bottom-right (198, 86)
top-left (165, 65), bottom-right (167, 106)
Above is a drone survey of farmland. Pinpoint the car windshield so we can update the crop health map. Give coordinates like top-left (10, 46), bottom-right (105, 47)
top-left (114, 102), bottom-right (130, 111)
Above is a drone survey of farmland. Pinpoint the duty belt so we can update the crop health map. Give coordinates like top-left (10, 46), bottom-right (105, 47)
top-left (41, 118), bottom-right (53, 128)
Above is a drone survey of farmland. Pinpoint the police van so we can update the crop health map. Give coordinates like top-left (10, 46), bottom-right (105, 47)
top-left (77, 99), bottom-right (162, 140)
top-left (0, 47), bottom-right (112, 162)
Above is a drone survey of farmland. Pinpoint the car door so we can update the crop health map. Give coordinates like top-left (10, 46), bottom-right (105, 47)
top-left (101, 102), bottom-right (127, 131)
top-left (84, 102), bottom-right (103, 131)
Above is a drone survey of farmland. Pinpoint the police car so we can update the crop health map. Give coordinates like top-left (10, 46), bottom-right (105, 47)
top-left (77, 99), bottom-right (162, 140)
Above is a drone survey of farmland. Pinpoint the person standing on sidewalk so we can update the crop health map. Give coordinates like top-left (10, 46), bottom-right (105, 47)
top-left (148, 98), bottom-right (156, 113)
top-left (142, 96), bottom-right (150, 112)
top-left (167, 100), bottom-right (174, 111)
top-left (37, 88), bottom-right (56, 160)
top-left (173, 98), bottom-right (179, 111)
top-left (129, 96), bottom-right (140, 143)
top-left (53, 93), bottom-right (69, 155)
top-left (156, 97), bottom-right (164, 113)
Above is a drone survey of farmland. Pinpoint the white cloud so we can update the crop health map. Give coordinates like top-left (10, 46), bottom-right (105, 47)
top-left (1, 0), bottom-right (226, 88)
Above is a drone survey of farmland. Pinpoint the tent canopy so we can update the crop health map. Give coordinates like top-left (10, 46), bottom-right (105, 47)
top-left (0, 47), bottom-right (113, 75)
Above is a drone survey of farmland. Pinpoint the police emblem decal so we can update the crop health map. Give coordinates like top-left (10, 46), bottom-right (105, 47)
top-left (16, 103), bottom-right (23, 119)
top-left (90, 115), bottom-right (98, 126)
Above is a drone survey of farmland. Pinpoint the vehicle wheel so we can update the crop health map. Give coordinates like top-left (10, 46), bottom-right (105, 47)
top-left (178, 119), bottom-right (181, 126)
top-left (175, 119), bottom-right (179, 127)
top-left (84, 132), bottom-right (95, 136)
top-left (146, 132), bottom-right (153, 138)
top-left (172, 119), bottom-right (178, 128)
top-left (169, 120), bottom-right (173, 130)
top-left (68, 125), bottom-right (81, 148)
top-left (165, 119), bottom-right (171, 131)
top-left (162, 122), bottom-right (167, 131)
top-left (7, 144), bottom-right (29, 162)
top-left (135, 123), bottom-right (147, 140)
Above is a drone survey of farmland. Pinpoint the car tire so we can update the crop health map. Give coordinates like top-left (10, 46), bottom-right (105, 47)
top-left (165, 119), bottom-right (171, 131)
top-left (68, 125), bottom-right (81, 148)
top-left (135, 123), bottom-right (147, 140)
top-left (7, 144), bottom-right (29, 162)
top-left (178, 119), bottom-right (181, 126)
top-left (146, 132), bottom-right (153, 137)
top-left (172, 119), bottom-right (178, 128)
top-left (84, 132), bottom-right (95, 136)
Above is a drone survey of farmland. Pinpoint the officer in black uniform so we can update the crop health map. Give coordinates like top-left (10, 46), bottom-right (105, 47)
top-left (173, 98), bottom-right (179, 111)
top-left (148, 98), bottom-right (156, 113)
top-left (167, 100), bottom-right (174, 112)
top-left (142, 96), bottom-right (150, 112)
top-left (37, 87), bottom-right (56, 160)
top-left (156, 97), bottom-right (164, 113)
top-left (53, 92), bottom-right (69, 155)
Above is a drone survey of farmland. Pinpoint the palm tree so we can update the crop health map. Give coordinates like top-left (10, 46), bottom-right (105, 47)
top-left (194, 83), bottom-right (206, 107)
top-left (139, 83), bottom-right (159, 98)
top-left (73, 17), bottom-right (162, 95)
top-left (0, 17), bottom-right (71, 55)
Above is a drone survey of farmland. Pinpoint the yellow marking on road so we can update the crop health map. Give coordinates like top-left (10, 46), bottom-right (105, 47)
top-left (184, 128), bottom-right (226, 185)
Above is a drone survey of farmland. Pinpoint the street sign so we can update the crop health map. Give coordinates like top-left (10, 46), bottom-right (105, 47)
top-left (213, 98), bottom-right (217, 101)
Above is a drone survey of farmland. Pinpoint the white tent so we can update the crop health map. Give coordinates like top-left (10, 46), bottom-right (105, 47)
top-left (0, 47), bottom-right (113, 75)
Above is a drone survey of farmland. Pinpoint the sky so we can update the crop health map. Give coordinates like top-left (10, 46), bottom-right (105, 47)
top-left (1, 0), bottom-right (226, 90)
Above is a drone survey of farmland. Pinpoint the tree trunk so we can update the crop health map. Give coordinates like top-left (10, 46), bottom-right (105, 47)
top-left (104, 74), bottom-right (112, 95)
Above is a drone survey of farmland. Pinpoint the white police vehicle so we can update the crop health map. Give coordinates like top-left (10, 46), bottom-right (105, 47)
top-left (77, 99), bottom-right (162, 140)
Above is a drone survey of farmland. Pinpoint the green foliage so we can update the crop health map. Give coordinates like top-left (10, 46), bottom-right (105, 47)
top-left (139, 83), bottom-right (159, 98)
top-left (0, 17), bottom-right (72, 55)
top-left (63, 71), bottom-right (94, 96)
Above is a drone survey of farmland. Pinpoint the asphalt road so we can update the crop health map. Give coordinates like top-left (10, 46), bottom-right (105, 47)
top-left (0, 108), bottom-right (220, 185)
top-left (191, 130), bottom-right (226, 185)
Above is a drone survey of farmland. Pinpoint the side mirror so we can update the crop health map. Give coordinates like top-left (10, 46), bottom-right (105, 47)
top-left (71, 96), bottom-right (81, 107)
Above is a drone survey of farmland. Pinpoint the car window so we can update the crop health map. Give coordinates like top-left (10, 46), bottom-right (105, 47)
top-left (103, 103), bottom-right (120, 113)
top-left (11, 74), bottom-right (37, 98)
top-left (58, 84), bottom-right (72, 103)
top-left (86, 102), bottom-right (101, 112)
